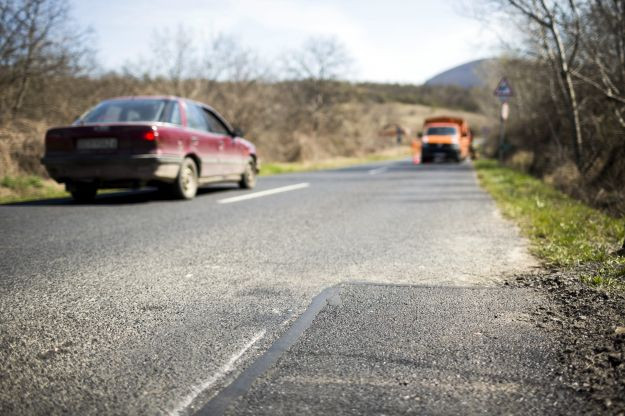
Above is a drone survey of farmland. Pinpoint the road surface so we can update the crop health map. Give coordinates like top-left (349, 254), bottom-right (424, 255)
top-left (1, 160), bottom-right (584, 415)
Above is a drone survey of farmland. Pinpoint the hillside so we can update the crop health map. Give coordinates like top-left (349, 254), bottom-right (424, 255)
top-left (425, 59), bottom-right (496, 88)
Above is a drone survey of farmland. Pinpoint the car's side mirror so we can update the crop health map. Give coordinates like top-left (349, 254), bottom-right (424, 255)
top-left (232, 127), bottom-right (245, 137)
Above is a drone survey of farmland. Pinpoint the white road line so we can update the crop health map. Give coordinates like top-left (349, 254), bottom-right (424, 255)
top-left (170, 330), bottom-right (266, 416)
top-left (217, 183), bottom-right (310, 204)
top-left (368, 166), bottom-right (388, 175)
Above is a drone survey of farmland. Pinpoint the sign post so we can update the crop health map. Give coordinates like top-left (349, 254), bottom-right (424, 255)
top-left (494, 78), bottom-right (514, 163)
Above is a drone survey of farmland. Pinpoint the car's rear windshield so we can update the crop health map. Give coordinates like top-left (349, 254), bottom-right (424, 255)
top-left (80, 99), bottom-right (169, 123)
top-left (426, 127), bottom-right (458, 136)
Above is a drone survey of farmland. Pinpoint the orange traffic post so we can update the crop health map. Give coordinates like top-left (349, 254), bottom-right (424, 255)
top-left (411, 138), bottom-right (421, 164)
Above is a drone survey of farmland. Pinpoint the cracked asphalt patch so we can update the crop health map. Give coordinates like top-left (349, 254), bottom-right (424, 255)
top-left (223, 283), bottom-right (589, 415)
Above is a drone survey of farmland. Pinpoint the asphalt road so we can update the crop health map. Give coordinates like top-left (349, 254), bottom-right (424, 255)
top-left (0, 160), bottom-right (554, 415)
top-left (227, 283), bottom-right (587, 415)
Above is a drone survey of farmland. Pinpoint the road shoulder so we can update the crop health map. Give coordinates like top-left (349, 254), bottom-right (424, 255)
top-left (204, 283), bottom-right (589, 415)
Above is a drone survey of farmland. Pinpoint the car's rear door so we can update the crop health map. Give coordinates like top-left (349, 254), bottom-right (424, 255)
top-left (184, 102), bottom-right (221, 177)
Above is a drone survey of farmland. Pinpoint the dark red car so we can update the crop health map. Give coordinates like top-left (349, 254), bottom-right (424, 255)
top-left (42, 96), bottom-right (259, 202)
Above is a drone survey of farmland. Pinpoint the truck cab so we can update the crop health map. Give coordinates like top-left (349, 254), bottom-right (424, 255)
top-left (417, 117), bottom-right (472, 163)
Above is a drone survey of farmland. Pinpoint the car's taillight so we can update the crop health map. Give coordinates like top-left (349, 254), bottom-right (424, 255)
top-left (142, 127), bottom-right (159, 142)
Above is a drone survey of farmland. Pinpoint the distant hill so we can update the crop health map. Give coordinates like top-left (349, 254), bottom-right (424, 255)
top-left (425, 59), bottom-right (495, 88)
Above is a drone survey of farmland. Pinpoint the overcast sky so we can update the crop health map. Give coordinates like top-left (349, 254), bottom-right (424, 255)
top-left (72, 0), bottom-right (502, 84)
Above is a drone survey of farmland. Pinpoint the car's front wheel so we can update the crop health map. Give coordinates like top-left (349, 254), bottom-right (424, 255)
top-left (70, 183), bottom-right (98, 203)
top-left (173, 157), bottom-right (199, 199)
top-left (239, 159), bottom-right (257, 189)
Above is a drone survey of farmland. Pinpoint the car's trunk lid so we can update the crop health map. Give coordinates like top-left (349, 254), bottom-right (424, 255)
top-left (45, 124), bottom-right (157, 156)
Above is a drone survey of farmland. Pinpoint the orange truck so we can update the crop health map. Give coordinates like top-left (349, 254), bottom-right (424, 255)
top-left (412, 117), bottom-right (472, 163)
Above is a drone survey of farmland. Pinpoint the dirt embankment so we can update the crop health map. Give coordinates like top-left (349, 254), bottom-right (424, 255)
top-left (0, 119), bottom-right (49, 177)
top-left (512, 265), bottom-right (625, 414)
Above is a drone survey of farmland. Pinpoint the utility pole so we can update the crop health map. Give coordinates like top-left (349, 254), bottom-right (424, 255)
top-left (499, 102), bottom-right (509, 163)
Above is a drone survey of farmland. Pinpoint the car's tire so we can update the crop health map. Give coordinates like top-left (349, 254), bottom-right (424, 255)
top-left (173, 157), bottom-right (199, 200)
top-left (239, 159), bottom-right (257, 189)
top-left (70, 183), bottom-right (98, 203)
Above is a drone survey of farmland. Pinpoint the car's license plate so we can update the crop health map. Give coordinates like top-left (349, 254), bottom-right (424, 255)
top-left (76, 138), bottom-right (117, 150)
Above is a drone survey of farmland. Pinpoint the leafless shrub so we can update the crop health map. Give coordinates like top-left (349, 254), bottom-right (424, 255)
top-left (0, 0), bottom-right (93, 121)
top-left (478, 0), bottom-right (625, 216)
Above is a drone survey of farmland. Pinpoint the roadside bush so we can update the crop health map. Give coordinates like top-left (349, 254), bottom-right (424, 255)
top-left (478, 2), bottom-right (625, 218)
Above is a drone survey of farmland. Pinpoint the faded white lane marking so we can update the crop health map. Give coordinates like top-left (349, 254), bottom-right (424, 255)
top-left (217, 183), bottom-right (310, 204)
top-left (170, 330), bottom-right (266, 416)
top-left (368, 166), bottom-right (388, 175)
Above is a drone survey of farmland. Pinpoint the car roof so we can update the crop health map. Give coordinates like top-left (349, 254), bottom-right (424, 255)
top-left (108, 95), bottom-right (180, 101)
top-left (106, 95), bottom-right (222, 114)
top-left (107, 95), bottom-right (215, 110)
top-left (426, 123), bottom-right (460, 127)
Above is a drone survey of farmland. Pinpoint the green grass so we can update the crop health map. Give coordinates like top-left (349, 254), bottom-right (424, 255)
top-left (474, 159), bottom-right (625, 289)
top-left (581, 259), bottom-right (625, 290)
top-left (0, 175), bottom-right (68, 203)
top-left (1, 175), bottom-right (44, 190)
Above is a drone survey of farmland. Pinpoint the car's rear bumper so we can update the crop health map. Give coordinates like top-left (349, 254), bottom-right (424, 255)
top-left (41, 154), bottom-right (183, 185)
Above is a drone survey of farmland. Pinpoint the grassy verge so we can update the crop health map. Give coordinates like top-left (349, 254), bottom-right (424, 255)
top-left (260, 146), bottom-right (410, 176)
top-left (474, 159), bottom-right (625, 290)
top-left (0, 175), bottom-right (68, 204)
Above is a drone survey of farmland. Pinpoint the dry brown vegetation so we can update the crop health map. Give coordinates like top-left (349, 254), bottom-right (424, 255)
top-left (0, 74), bottom-right (487, 179)
top-left (476, 1), bottom-right (625, 217)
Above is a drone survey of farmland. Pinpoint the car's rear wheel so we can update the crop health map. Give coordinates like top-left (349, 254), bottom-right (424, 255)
top-left (70, 183), bottom-right (98, 203)
top-left (173, 157), bottom-right (198, 200)
top-left (239, 159), bottom-right (257, 189)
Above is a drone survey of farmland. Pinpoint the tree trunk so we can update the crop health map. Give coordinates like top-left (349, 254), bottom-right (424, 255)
top-left (549, 16), bottom-right (584, 169)
top-left (563, 70), bottom-right (584, 168)
top-left (11, 0), bottom-right (41, 118)
top-left (12, 74), bottom-right (30, 117)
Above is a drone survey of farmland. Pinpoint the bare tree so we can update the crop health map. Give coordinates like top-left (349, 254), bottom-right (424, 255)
top-left (198, 35), bottom-right (273, 140)
top-left (147, 25), bottom-right (198, 97)
top-left (0, 0), bottom-right (91, 120)
top-left (284, 36), bottom-right (353, 82)
top-left (470, 0), bottom-right (625, 215)
top-left (281, 36), bottom-right (354, 132)
top-left (572, 0), bottom-right (625, 128)
top-left (501, 0), bottom-right (585, 168)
